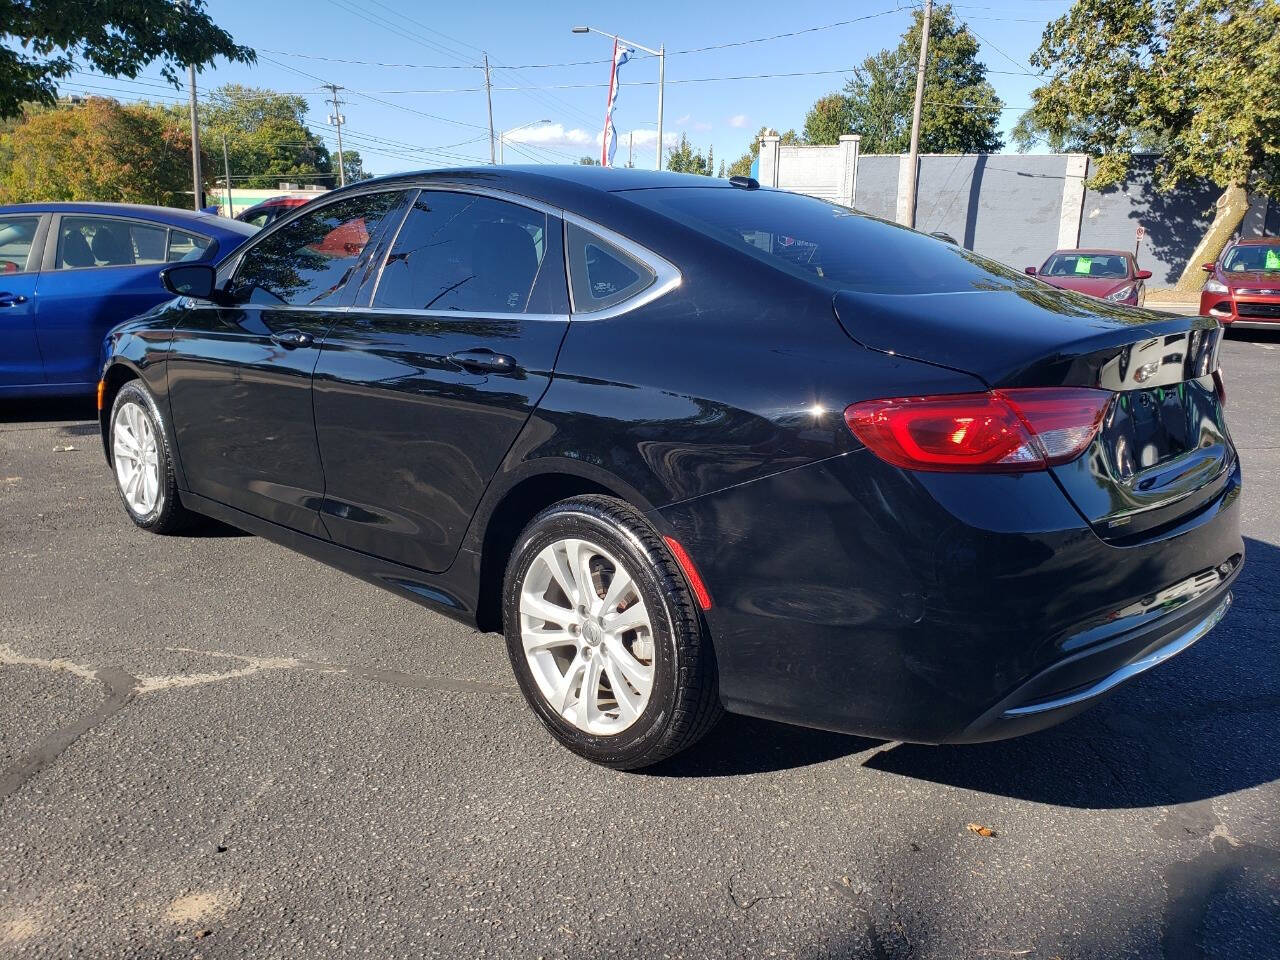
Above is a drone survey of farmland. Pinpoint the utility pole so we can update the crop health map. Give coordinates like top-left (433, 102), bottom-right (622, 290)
top-left (483, 54), bottom-right (496, 164)
top-left (326, 84), bottom-right (346, 187)
top-left (903, 0), bottom-right (932, 228)
top-left (221, 134), bottom-right (232, 217)
top-left (628, 131), bottom-right (633, 168)
top-left (655, 43), bottom-right (664, 171)
top-left (187, 63), bottom-right (202, 211)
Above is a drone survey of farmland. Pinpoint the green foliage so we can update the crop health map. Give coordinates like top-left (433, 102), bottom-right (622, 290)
top-left (1026, 0), bottom-right (1280, 194)
top-left (835, 3), bottom-right (1004, 153)
top-left (342, 151), bottom-right (370, 182)
top-left (665, 133), bottom-right (714, 176)
top-left (726, 126), bottom-right (801, 178)
top-left (803, 94), bottom-right (853, 146)
top-left (0, 97), bottom-right (190, 204)
top-left (0, 0), bottom-right (253, 119)
top-left (199, 85), bottom-right (333, 189)
top-left (578, 156), bottom-right (600, 165)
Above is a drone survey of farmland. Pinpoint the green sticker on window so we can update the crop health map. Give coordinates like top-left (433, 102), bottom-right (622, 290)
top-left (1266, 249), bottom-right (1280, 270)
top-left (1074, 256), bottom-right (1092, 275)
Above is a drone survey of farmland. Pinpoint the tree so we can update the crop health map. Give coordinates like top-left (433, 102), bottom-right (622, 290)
top-left (578, 156), bottom-right (600, 165)
top-left (727, 126), bottom-right (802, 179)
top-left (665, 133), bottom-right (713, 176)
top-left (0, 0), bottom-right (253, 118)
top-left (803, 94), bottom-right (853, 146)
top-left (1024, 0), bottom-right (1280, 291)
top-left (0, 97), bottom-right (189, 204)
top-left (835, 3), bottom-right (1003, 154)
top-left (342, 151), bottom-right (370, 183)
top-left (197, 85), bottom-right (333, 189)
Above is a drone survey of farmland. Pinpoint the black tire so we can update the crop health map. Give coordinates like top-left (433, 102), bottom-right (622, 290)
top-left (502, 494), bottom-right (722, 769)
top-left (107, 380), bottom-right (198, 534)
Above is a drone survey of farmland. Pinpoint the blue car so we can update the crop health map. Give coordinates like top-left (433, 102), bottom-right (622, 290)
top-left (0, 202), bottom-right (257, 398)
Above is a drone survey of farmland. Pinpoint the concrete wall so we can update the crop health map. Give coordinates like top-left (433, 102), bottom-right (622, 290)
top-left (769, 141), bottom-right (1277, 282)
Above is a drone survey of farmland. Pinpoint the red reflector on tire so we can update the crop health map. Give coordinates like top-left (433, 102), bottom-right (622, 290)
top-left (844, 388), bottom-right (1111, 473)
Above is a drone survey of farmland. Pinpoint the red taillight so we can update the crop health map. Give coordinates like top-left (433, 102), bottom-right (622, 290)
top-left (844, 388), bottom-right (1111, 473)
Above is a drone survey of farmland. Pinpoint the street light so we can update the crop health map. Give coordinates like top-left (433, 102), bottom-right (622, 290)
top-left (571, 25), bottom-right (664, 171)
top-left (499, 119), bottom-right (552, 163)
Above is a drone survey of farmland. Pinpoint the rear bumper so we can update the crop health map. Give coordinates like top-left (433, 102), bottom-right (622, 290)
top-left (655, 450), bottom-right (1244, 743)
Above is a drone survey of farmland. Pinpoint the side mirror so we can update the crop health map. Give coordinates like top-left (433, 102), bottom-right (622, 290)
top-left (1135, 269), bottom-right (1152, 280)
top-left (1024, 266), bottom-right (1037, 275)
top-left (161, 263), bottom-right (217, 299)
top-left (1202, 262), bottom-right (1216, 273)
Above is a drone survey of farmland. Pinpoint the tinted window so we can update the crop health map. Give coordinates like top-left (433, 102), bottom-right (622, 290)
top-left (0, 216), bottom-right (39, 273)
top-left (233, 191), bottom-right (408, 306)
top-left (625, 187), bottom-right (1035, 295)
top-left (167, 230), bottom-right (211, 262)
top-left (55, 216), bottom-right (168, 269)
top-left (373, 191), bottom-right (549, 313)
top-left (1041, 253), bottom-right (1129, 279)
top-left (565, 221), bottom-right (656, 312)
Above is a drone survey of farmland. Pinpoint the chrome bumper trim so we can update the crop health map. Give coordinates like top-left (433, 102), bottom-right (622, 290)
top-left (1002, 592), bottom-right (1232, 718)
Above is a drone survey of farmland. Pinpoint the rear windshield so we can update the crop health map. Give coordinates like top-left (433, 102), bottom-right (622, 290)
top-left (623, 186), bottom-right (1033, 294)
top-left (1041, 252), bottom-right (1129, 279)
top-left (1222, 243), bottom-right (1280, 273)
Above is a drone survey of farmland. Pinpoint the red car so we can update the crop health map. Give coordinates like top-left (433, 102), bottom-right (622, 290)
top-left (1199, 237), bottom-right (1280, 329)
top-left (1025, 249), bottom-right (1151, 306)
top-left (235, 196), bottom-right (312, 229)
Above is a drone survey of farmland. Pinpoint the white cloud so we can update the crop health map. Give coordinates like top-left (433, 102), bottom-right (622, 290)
top-left (728, 114), bottom-right (748, 128)
top-left (676, 113), bottom-right (692, 125)
top-left (504, 123), bottom-right (677, 155)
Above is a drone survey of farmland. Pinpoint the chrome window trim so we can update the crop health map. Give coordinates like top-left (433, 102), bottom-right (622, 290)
top-left (345, 306), bottom-right (569, 323)
top-left (560, 211), bottom-right (682, 320)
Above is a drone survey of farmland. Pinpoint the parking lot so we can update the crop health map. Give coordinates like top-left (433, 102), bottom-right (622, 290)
top-left (0, 333), bottom-right (1276, 959)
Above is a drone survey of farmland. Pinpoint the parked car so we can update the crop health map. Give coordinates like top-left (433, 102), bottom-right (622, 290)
top-left (0, 203), bottom-right (257, 398)
top-left (235, 196), bottom-right (313, 228)
top-left (98, 168), bottom-right (1241, 769)
top-left (1199, 236), bottom-right (1280, 329)
top-left (1026, 248), bottom-right (1151, 306)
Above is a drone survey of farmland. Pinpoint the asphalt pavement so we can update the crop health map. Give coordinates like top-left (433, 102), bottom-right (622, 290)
top-left (1, 332), bottom-right (1278, 959)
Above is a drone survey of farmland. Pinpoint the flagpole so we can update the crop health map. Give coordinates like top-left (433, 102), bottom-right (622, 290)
top-left (572, 26), bottom-right (664, 170)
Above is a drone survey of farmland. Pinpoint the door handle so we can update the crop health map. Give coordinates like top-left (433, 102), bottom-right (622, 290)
top-left (0, 293), bottom-right (28, 307)
top-left (271, 328), bottom-right (313, 349)
top-left (448, 348), bottom-right (518, 374)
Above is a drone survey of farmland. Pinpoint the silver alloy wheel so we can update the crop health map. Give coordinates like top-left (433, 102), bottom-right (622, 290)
top-left (112, 400), bottom-right (161, 516)
top-left (519, 537), bottom-right (656, 735)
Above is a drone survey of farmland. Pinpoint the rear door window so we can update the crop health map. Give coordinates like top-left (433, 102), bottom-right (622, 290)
top-left (373, 190), bottom-right (555, 314)
top-left (231, 190), bottom-right (410, 306)
top-left (55, 216), bottom-right (169, 268)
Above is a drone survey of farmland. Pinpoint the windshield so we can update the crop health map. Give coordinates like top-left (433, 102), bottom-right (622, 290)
top-left (622, 186), bottom-right (1035, 295)
top-left (1040, 253), bottom-right (1130, 279)
top-left (1222, 244), bottom-right (1280, 273)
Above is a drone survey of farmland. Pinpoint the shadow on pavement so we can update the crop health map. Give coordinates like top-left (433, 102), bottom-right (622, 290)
top-left (657, 537), bottom-right (1278, 811)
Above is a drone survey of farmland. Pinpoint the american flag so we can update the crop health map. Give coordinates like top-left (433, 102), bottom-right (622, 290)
top-left (601, 39), bottom-right (634, 167)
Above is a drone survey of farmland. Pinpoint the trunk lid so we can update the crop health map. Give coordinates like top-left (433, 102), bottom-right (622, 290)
top-left (833, 288), bottom-right (1235, 542)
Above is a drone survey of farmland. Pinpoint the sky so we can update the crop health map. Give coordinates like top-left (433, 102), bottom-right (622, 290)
top-left (55, 0), bottom-right (1076, 178)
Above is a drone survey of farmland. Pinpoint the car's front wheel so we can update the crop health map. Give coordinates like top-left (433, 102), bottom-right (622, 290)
top-left (109, 380), bottom-right (196, 534)
top-left (502, 495), bottom-right (721, 769)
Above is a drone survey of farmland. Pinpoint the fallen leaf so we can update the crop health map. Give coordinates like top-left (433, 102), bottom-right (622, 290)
top-left (967, 822), bottom-right (997, 838)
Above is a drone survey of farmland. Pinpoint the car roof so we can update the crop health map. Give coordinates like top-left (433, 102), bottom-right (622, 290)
top-left (0, 201), bottom-right (258, 237)
top-left (1230, 236), bottom-right (1280, 246)
top-left (1047, 248), bottom-right (1132, 258)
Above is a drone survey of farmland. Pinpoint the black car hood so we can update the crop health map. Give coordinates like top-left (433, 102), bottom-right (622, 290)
top-left (832, 287), bottom-right (1215, 389)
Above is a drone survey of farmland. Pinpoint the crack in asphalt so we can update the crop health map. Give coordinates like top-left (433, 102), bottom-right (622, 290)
top-left (0, 643), bottom-right (517, 803)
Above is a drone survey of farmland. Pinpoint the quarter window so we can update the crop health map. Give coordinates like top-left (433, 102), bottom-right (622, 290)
top-left (373, 191), bottom-right (550, 313)
top-left (565, 221), bottom-right (656, 312)
top-left (55, 216), bottom-right (169, 269)
top-left (232, 191), bottom-right (409, 306)
top-left (167, 230), bottom-right (212, 262)
top-left (0, 216), bottom-right (40, 274)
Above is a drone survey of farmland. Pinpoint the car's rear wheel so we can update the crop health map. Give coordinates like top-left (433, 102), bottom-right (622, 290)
top-left (109, 380), bottom-right (196, 534)
top-left (502, 495), bottom-right (721, 769)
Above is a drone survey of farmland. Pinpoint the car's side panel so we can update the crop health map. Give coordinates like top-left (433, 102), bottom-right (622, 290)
top-left (0, 213), bottom-right (50, 391)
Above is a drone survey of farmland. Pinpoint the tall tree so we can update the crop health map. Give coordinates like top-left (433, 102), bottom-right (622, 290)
top-left (803, 94), bottom-right (853, 146)
top-left (0, 0), bottom-right (253, 118)
top-left (0, 97), bottom-right (189, 204)
top-left (836, 3), bottom-right (1003, 153)
top-left (197, 85), bottom-right (333, 189)
top-left (727, 126), bottom-right (801, 179)
top-left (1025, 0), bottom-right (1280, 291)
top-left (665, 133), bottom-right (713, 176)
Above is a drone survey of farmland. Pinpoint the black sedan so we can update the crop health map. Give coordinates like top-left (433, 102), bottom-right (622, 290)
top-left (97, 167), bottom-right (1242, 769)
